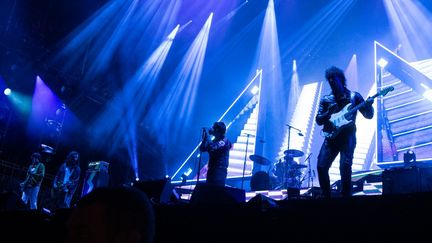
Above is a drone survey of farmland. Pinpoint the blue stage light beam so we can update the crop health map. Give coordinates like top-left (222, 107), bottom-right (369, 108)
top-left (90, 23), bottom-right (180, 171)
top-left (27, 76), bottom-right (64, 137)
top-left (383, 0), bottom-right (432, 61)
top-left (212, 0), bottom-right (249, 31)
top-left (252, 0), bottom-right (286, 162)
top-left (287, 60), bottom-right (300, 119)
top-left (146, 12), bottom-right (214, 141)
top-left (7, 90), bottom-right (31, 116)
top-left (53, 0), bottom-right (141, 75)
top-left (345, 54), bottom-right (359, 92)
top-left (171, 69), bottom-right (262, 179)
top-left (280, 0), bottom-right (356, 65)
top-left (52, 0), bottom-right (181, 86)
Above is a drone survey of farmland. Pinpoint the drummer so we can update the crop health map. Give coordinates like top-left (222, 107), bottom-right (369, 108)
top-left (272, 156), bottom-right (297, 177)
top-left (271, 155), bottom-right (304, 188)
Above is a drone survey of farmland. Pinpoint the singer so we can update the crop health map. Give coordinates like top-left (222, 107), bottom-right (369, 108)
top-left (199, 122), bottom-right (232, 186)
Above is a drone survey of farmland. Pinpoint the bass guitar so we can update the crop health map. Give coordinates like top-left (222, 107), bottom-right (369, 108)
top-left (322, 86), bottom-right (394, 139)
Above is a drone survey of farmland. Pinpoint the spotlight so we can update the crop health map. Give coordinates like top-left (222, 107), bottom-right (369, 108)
top-left (403, 150), bottom-right (416, 165)
top-left (167, 24), bottom-right (180, 40)
top-left (135, 177), bottom-right (140, 181)
top-left (3, 88), bottom-right (11, 96)
top-left (184, 168), bottom-right (193, 177)
top-left (181, 168), bottom-right (193, 184)
top-left (250, 86), bottom-right (259, 95)
top-left (377, 58), bottom-right (388, 68)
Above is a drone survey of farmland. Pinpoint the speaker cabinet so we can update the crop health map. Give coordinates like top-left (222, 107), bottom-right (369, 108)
top-left (81, 161), bottom-right (110, 197)
top-left (190, 183), bottom-right (245, 205)
top-left (382, 166), bottom-right (432, 195)
top-left (420, 166), bottom-right (432, 192)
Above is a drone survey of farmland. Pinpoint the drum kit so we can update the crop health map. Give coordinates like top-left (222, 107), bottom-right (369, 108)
top-left (249, 124), bottom-right (309, 191)
top-left (249, 149), bottom-right (307, 190)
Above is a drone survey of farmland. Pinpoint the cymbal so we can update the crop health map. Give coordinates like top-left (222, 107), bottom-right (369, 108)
top-left (283, 149), bottom-right (304, 157)
top-left (249, 154), bottom-right (271, 165)
top-left (40, 144), bottom-right (54, 154)
top-left (288, 164), bottom-right (307, 169)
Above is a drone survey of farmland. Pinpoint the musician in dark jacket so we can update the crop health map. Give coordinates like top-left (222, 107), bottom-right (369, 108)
top-left (200, 122), bottom-right (232, 186)
top-left (21, 152), bottom-right (45, 209)
top-left (52, 151), bottom-right (81, 208)
top-left (315, 66), bottom-right (374, 198)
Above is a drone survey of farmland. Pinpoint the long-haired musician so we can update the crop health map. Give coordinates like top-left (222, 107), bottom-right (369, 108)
top-left (52, 151), bottom-right (81, 208)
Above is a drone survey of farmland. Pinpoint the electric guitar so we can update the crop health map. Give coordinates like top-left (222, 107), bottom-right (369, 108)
top-left (53, 181), bottom-right (74, 193)
top-left (322, 86), bottom-right (394, 139)
top-left (20, 163), bottom-right (43, 191)
top-left (20, 174), bottom-right (32, 191)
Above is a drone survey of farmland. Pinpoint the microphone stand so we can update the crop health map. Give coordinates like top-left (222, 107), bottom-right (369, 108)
top-left (304, 153), bottom-right (313, 197)
top-left (241, 133), bottom-right (252, 190)
top-left (285, 124), bottom-right (303, 189)
top-left (196, 128), bottom-right (206, 186)
top-left (285, 124), bottom-right (303, 152)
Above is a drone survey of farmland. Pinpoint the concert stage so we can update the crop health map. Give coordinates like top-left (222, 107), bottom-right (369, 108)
top-left (153, 192), bottom-right (431, 243)
top-left (1, 190), bottom-right (430, 243)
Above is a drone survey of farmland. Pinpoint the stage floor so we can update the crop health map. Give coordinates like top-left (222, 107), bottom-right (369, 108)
top-left (175, 182), bottom-right (383, 202)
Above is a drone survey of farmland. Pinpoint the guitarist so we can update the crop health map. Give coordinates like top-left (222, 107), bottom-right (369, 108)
top-left (52, 151), bottom-right (81, 208)
top-left (315, 66), bottom-right (374, 198)
top-left (20, 152), bottom-right (45, 209)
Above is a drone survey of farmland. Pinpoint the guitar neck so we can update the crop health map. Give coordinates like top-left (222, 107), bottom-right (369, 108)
top-left (346, 93), bottom-right (378, 117)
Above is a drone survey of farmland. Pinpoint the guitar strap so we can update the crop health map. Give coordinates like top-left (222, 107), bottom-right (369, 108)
top-left (350, 91), bottom-right (355, 106)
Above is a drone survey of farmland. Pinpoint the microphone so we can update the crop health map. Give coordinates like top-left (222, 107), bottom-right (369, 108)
top-left (298, 132), bottom-right (304, 136)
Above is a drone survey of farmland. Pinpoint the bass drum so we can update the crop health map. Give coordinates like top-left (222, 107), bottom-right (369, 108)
top-left (250, 171), bottom-right (271, 191)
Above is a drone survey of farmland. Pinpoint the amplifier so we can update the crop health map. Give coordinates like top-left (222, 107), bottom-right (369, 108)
top-left (382, 166), bottom-right (432, 195)
top-left (81, 161), bottom-right (110, 197)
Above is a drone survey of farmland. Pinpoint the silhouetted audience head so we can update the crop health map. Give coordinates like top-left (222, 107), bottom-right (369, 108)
top-left (64, 186), bottom-right (155, 243)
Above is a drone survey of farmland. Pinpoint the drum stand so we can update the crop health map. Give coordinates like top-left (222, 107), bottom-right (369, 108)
top-left (304, 153), bottom-right (314, 197)
top-left (284, 124), bottom-right (303, 189)
top-left (241, 133), bottom-right (253, 189)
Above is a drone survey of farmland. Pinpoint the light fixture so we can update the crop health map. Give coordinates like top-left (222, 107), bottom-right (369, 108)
top-left (3, 88), bottom-right (11, 96)
top-left (181, 168), bottom-right (193, 184)
top-left (250, 86), bottom-right (259, 95)
top-left (378, 58), bottom-right (388, 68)
top-left (403, 150), bottom-right (416, 165)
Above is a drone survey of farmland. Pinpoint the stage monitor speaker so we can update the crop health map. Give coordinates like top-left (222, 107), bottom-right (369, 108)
top-left (133, 179), bottom-right (177, 204)
top-left (419, 166), bottom-right (432, 192)
top-left (247, 193), bottom-right (278, 209)
top-left (382, 166), bottom-right (421, 195)
top-left (81, 161), bottom-right (110, 197)
top-left (190, 184), bottom-right (245, 205)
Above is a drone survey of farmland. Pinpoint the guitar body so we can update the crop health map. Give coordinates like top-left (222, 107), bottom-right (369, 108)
top-left (20, 175), bottom-right (31, 191)
top-left (323, 103), bottom-right (354, 139)
top-left (321, 86), bottom-right (394, 139)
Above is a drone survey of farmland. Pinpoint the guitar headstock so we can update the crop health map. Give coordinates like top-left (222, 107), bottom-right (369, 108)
top-left (380, 86), bottom-right (394, 97)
